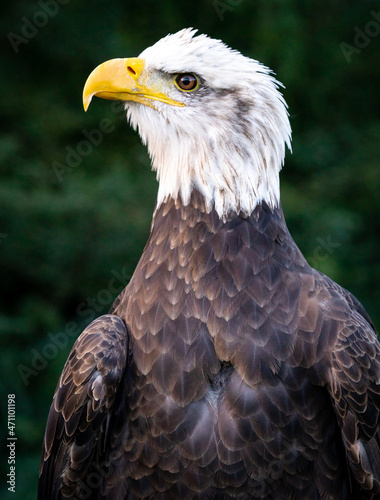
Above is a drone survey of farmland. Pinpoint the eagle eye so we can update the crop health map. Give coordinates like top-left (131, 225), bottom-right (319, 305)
top-left (175, 74), bottom-right (199, 92)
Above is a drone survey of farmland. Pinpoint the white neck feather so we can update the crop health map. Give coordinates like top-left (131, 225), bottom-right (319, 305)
top-left (127, 90), bottom-right (290, 220)
top-left (125, 29), bottom-right (292, 220)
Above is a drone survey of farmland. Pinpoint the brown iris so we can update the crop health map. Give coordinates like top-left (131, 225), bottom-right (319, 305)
top-left (175, 74), bottom-right (199, 91)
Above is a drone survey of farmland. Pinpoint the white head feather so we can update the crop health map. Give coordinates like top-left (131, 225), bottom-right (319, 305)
top-left (125, 28), bottom-right (292, 219)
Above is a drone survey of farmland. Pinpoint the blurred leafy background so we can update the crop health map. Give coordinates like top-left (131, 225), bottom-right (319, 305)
top-left (1, 0), bottom-right (380, 498)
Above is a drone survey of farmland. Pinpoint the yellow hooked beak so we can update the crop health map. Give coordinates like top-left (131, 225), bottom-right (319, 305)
top-left (82, 58), bottom-right (185, 111)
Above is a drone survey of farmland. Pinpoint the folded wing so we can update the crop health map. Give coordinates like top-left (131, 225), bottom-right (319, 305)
top-left (38, 314), bottom-right (129, 500)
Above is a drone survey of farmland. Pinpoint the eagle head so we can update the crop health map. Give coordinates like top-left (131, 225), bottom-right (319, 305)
top-left (83, 28), bottom-right (291, 219)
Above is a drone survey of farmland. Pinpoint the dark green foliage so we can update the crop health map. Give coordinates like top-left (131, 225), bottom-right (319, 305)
top-left (1, 1), bottom-right (380, 498)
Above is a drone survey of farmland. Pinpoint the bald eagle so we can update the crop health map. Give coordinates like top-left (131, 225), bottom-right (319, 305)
top-left (38, 29), bottom-right (380, 500)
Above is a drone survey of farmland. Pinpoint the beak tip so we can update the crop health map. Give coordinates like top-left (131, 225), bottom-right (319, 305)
top-left (82, 93), bottom-right (92, 112)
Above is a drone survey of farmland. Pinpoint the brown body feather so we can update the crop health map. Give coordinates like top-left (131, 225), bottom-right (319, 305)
top-left (39, 192), bottom-right (380, 499)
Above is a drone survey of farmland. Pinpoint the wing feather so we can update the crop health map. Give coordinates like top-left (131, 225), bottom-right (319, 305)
top-left (327, 306), bottom-right (380, 496)
top-left (38, 314), bottom-right (129, 500)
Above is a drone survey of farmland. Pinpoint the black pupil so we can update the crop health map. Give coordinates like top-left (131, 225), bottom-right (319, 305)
top-left (178, 74), bottom-right (197, 90)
